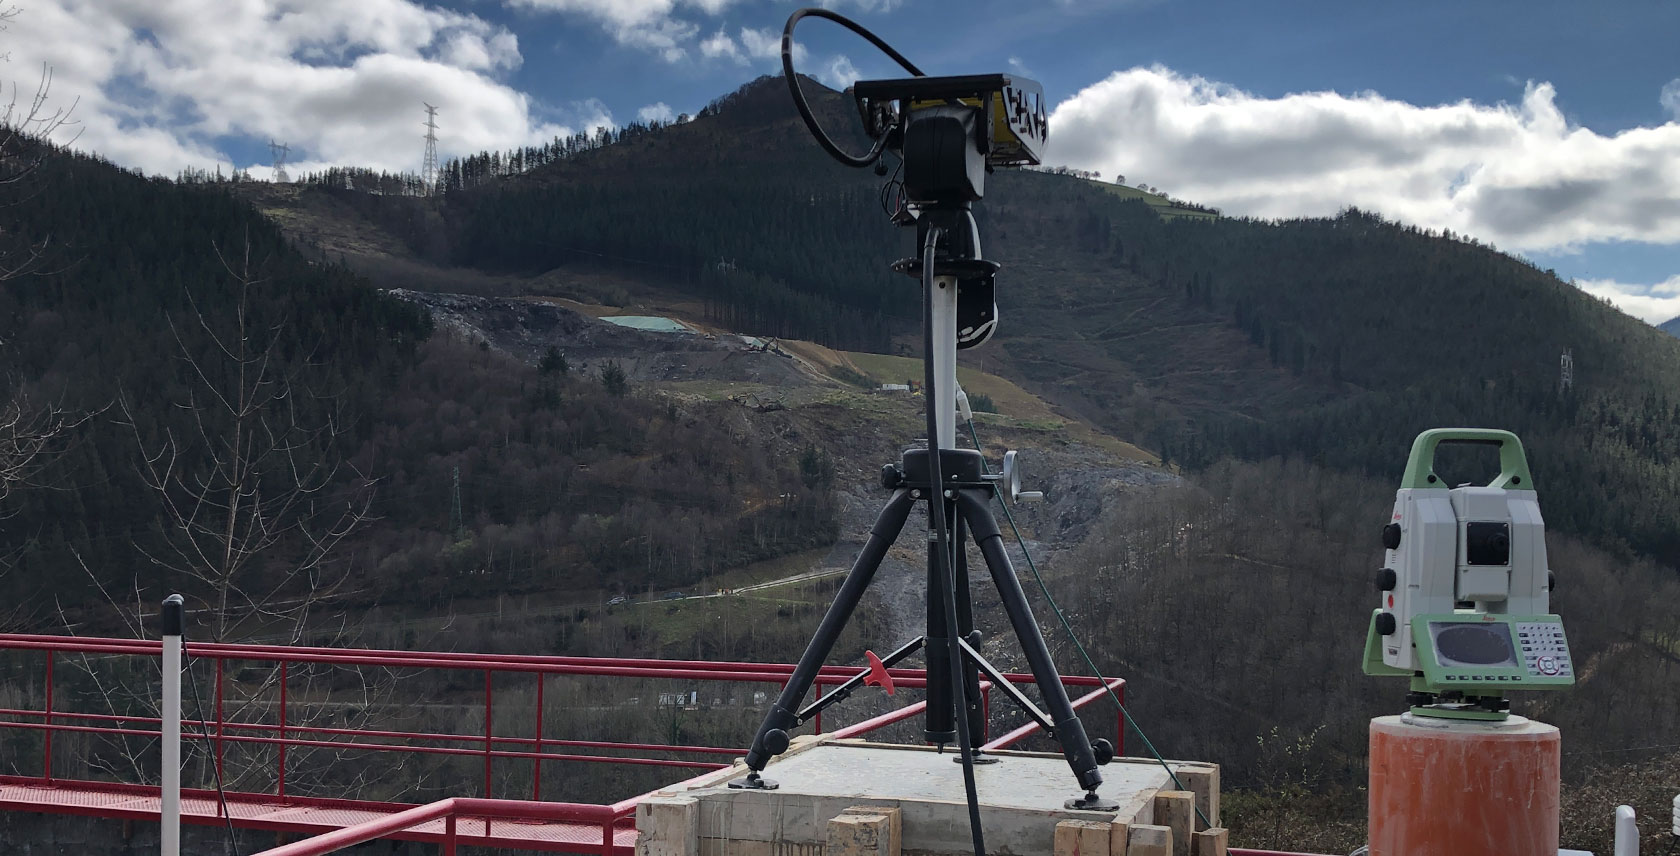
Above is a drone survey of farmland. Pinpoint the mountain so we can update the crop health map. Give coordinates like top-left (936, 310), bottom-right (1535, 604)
top-left (1663, 315), bottom-right (1680, 338)
top-left (0, 137), bottom-right (838, 632)
top-left (264, 75), bottom-right (1680, 564)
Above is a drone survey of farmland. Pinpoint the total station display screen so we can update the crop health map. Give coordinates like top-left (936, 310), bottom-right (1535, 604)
top-left (1429, 621), bottom-right (1518, 668)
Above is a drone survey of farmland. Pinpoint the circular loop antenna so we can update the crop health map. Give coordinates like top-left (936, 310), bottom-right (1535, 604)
top-left (782, 7), bottom-right (924, 168)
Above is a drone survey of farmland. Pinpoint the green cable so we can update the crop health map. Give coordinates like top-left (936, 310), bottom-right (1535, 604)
top-left (966, 418), bottom-right (1213, 831)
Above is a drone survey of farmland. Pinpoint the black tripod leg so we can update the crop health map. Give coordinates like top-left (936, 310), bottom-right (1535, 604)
top-left (952, 513), bottom-right (987, 744)
top-left (956, 490), bottom-right (1105, 794)
top-left (739, 488), bottom-right (916, 782)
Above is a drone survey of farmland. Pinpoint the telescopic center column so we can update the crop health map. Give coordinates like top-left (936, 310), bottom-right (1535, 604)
top-left (930, 274), bottom-right (958, 449)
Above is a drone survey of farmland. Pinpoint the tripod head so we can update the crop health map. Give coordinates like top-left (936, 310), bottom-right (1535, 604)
top-left (781, 10), bottom-right (1047, 351)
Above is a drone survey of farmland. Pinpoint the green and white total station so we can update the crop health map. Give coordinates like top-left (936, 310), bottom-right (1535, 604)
top-left (1362, 429), bottom-right (1574, 720)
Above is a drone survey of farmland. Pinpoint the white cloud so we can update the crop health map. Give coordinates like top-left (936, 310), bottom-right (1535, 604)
top-left (700, 29), bottom-right (745, 64)
top-left (738, 27), bottom-right (787, 61)
top-left (1575, 275), bottom-right (1680, 325)
top-left (8, 0), bottom-right (576, 176)
top-left (504, 0), bottom-right (741, 62)
top-left (638, 102), bottom-right (675, 123)
top-left (1046, 66), bottom-right (1680, 254)
top-left (1662, 78), bottom-right (1680, 121)
top-left (819, 55), bottom-right (860, 90)
top-left (818, 0), bottom-right (904, 11)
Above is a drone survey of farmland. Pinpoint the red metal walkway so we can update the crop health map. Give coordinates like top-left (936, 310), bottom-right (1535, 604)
top-left (0, 776), bottom-right (637, 853)
top-left (0, 632), bottom-right (1124, 854)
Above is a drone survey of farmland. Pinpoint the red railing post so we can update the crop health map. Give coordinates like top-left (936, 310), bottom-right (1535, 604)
top-left (600, 816), bottom-right (614, 856)
top-left (981, 684), bottom-right (991, 741)
top-left (278, 660), bottom-right (288, 798)
top-left (1116, 681), bottom-right (1125, 757)
top-left (42, 649), bottom-right (53, 782)
top-left (215, 656), bottom-right (226, 811)
top-left (484, 669), bottom-right (493, 837)
top-left (532, 672), bottom-right (543, 801)
top-left (444, 813), bottom-right (458, 856)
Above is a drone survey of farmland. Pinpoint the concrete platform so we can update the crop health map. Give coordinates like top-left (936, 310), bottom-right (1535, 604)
top-left (635, 738), bottom-right (1221, 856)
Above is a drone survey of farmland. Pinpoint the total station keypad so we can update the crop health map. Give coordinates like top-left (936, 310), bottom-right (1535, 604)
top-left (1515, 621), bottom-right (1573, 678)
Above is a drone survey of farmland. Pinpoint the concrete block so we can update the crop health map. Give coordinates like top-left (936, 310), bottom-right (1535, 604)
top-left (638, 795), bottom-right (699, 856)
top-left (1127, 824), bottom-right (1173, 856)
top-left (1151, 791), bottom-right (1194, 856)
top-left (1054, 819), bottom-right (1111, 856)
top-left (1114, 786), bottom-right (1158, 827)
top-left (700, 838), bottom-right (774, 856)
top-left (1170, 764), bottom-right (1220, 829)
top-left (829, 811), bottom-right (897, 856)
top-left (1108, 820), bottom-right (1130, 856)
top-left (1191, 828), bottom-right (1228, 856)
top-left (842, 805), bottom-right (901, 856)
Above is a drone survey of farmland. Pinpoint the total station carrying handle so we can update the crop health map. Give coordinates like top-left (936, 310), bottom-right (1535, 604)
top-left (1398, 428), bottom-right (1534, 491)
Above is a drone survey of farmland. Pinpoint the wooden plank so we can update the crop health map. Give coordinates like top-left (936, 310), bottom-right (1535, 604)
top-left (842, 805), bottom-right (901, 856)
top-left (1108, 819), bottom-right (1131, 856)
top-left (1127, 824), bottom-right (1172, 856)
top-left (1054, 819), bottom-right (1112, 856)
top-left (1191, 827), bottom-right (1228, 856)
top-left (1152, 791), bottom-right (1194, 856)
top-left (636, 795), bottom-right (698, 856)
top-left (1170, 764), bottom-right (1220, 829)
top-left (828, 811), bottom-right (896, 856)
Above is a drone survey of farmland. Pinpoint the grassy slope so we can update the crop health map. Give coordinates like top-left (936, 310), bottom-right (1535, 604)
top-left (1090, 179), bottom-right (1221, 220)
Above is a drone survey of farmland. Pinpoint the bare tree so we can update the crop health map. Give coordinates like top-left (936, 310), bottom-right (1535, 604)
top-left (118, 240), bottom-right (375, 643)
top-left (61, 242), bottom-right (403, 798)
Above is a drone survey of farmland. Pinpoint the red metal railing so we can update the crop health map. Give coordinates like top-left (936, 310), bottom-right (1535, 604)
top-left (0, 632), bottom-right (1126, 854)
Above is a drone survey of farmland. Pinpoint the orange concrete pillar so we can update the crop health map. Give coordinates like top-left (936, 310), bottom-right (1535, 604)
top-left (1368, 714), bottom-right (1559, 856)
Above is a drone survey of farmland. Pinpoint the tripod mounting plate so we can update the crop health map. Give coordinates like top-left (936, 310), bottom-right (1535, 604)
top-left (892, 257), bottom-right (999, 281)
top-left (898, 447), bottom-right (986, 490)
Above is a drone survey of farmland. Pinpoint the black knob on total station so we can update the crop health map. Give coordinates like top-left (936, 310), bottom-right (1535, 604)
top-left (1092, 738), bottom-right (1114, 765)
top-left (1382, 523), bottom-right (1402, 550)
top-left (1375, 612), bottom-right (1397, 636)
top-left (763, 728), bottom-right (790, 755)
top-left (1375, 568), bottom-right (1398, 592)
top-left (1548, 570), bottom-right (1556, 592)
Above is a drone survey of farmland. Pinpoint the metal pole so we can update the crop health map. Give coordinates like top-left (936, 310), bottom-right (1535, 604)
top-left (1614, 805), bottom-right (1638, 856)
top-left (161, 594), bottom-right (185, 856)
top-left (43, 649), bottom-right (53, 781)
top-left (930, 274), bottom-right (958, 448)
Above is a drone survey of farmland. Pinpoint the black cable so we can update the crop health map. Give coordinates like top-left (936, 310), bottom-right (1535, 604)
top-left (781, 8), bottom-right (922, 168)
top-left (922, 227), bottom-right (986, 856)
top-left (184, 645), bottom-right (240, 856)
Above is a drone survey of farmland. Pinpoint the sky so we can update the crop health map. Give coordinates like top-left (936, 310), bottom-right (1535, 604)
top-left (9, 0), bottom-right (1680, 324)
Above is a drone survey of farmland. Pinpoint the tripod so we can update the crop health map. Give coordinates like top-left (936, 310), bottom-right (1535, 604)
top-left (731, 207), bottom-right (1115, 810)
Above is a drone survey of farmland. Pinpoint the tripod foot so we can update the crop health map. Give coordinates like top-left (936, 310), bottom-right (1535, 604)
top-left (952, 752), bottom-right (1001, 765)
top-left (728, 772), bottom-right (779, 790)
top-left (1064, 790), bottom-right (1118, 812)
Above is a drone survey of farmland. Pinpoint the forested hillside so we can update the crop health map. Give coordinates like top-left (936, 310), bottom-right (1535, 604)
top-left (0, 138), bottom-right (835, 634)
top-left (291, 75), bottom-right (1680, 567)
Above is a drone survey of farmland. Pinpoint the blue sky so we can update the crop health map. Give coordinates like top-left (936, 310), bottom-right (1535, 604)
top-left (14, 0), bottom-right (1680, 321)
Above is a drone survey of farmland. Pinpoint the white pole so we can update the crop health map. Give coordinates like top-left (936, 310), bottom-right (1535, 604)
top-left (931, 274), bottom-right (958, 449)
top-left (161, 594), bottom-right (184, 856)
top-left (1614, 804), bottom-right (1638, 856)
